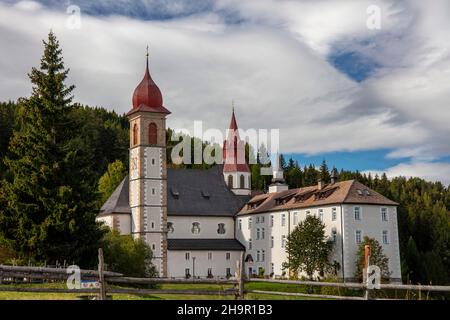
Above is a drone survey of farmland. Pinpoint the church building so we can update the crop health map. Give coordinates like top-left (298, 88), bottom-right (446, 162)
top-left (97, 54), bottom-right (402, 283)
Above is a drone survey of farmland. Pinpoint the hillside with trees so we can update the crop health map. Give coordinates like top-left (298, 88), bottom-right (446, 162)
top-left (0, 32), bottom-right (448, 285)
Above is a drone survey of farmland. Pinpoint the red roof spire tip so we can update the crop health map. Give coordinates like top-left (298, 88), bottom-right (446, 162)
top-left (128, 49), bottom-right (170, 116)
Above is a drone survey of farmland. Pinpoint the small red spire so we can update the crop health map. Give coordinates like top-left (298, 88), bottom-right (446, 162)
top-left (223, 107), bottom-right (249, 173)
top-left (229, 108), bottom-right (238, 131)
top-left (128, 48), bottom-right (170, 116)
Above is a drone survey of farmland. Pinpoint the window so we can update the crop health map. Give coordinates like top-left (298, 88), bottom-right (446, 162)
top-left (382, 230), bottom-right (389, 244)
top-left (167, 222), bottom-right (174, 233)
top-left (355, 230), bottom-right (362, 244)
top-left (248, 238), bottom-right (252, 250)
top-left (208, 252), bottom-right (212, 260)
top-left (364, 189), bottom-right (371, 196)
top-left (270, 215), bottom-right (274, 227)
top-left (282, 235), bottom-right (286, 248)
top-left (240, 174), bottom-right (245, 189)
top-left (381, 208), bottom-right (388, 221)
top-left (271, 236), bottom-right (274, 248)
top-left (262, 250), bottom-right (265, 262)
top-left (248, 218), bottom-right (252, 229)
top-left (207, 268), bottom-right (213, 277)
top-left (293, 212), bottom-right (298, 225)
top-left (148, 122), bottom-right (157, 145)
top-left (281, 214), bottom-right (286, 227)
top-left (133, 123), bottom-right (138, 145)
top-left (256, 228), bottom-right (260, 240)
top-left (151, 158), bottom-right (155, 165)
top-left (261, 216), bottom-right (265, 223)
top-left (185, 268), bottom-right (190, 278)
top-left (332, 228), bottom-right (337, 243)
top-left (261, 228), bottom-right (265, 239)
top-left (256, 216), bottom-right (260, 224)
top-left (306, 210), bottom-right (311, 217)
top-left (319, 209), bottom-right (324, 222)
top-left (354, 207), bottom-right (361, 220)
top-left (217, 223), bottom-right (226, 234)
top-left (256, 250), bottom-right (260, 262)
top-left (238, 219), bottom-right (242, 230)
top-left (248, 176), bottom-right (251, 189)
top-left (357, 189), bottom-right (363, 196)
top-left (226, 268), bottom-right (232, 277)
top-left (271, 263), bottom-right (274, 273)
top-left (151, 188), bottom-right (155, 195)
top-left (185, 252), bottom-right (190, 260)
top-left (191, 222), bottom-right (201, 234)
top-left (332, 207), bottom-right (337, 221)
top-left (151, 222), bottom-right (154, 229)
top-left (152, 244), bottom-right (156, 250)
top-left (226, 252), bottom-right (231, 260)
top-left (227, 175), bottom-right (233, 188)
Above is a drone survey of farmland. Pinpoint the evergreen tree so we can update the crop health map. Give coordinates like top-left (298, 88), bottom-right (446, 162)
top-left (0, 31), bottom-right (104, 266)
top-left (319, 159), bottom-right (330, 183)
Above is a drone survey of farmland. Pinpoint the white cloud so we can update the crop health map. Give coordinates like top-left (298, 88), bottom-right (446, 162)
top-left (0, 0), bottom-right (449, 185)
top-left (364, 162), bottom-right (450, 186)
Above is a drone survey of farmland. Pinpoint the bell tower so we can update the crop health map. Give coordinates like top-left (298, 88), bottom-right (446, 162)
top-left (127, 50), bottom-right (170, 277)
top-left (223, 107), bottom-right (251, 195)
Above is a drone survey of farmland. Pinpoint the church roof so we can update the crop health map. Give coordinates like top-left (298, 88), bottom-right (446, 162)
top-left (168, 165), bottom-right (250, 216)
top-left (168, 239), bottom-right (245, 251)
top-left (98, 165), bottom-right (250, 218)
top-left (238, 180), bottom-right (398, 216)
top-left (98, 176), bottom-right (131, 217)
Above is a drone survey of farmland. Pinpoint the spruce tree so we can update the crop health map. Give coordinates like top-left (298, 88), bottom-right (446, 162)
top-left (0, 31), bottom-right (104, 266)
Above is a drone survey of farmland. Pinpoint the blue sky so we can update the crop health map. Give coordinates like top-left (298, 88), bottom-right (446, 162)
top-left (1, 0), bottom-right (450, 184)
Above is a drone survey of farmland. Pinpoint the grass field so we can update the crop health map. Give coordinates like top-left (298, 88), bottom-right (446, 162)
top-left (0, 282), bottom-right (329, 300)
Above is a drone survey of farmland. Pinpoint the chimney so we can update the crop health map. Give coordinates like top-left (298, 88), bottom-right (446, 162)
top-left (331, 168), bottom-right (338, 184)
top-left (318, 178), bottom-right (324, 190)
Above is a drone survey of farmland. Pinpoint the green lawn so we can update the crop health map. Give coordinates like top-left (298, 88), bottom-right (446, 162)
top-left (0, 281), bottom-right (330, 300)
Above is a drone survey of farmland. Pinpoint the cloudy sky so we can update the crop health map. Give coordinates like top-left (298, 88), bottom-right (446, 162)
top-left (1, 0), bottom-right (449, 185)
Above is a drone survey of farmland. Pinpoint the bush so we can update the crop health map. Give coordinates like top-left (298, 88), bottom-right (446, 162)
top-left (102, 230), bottom-right (157, 278)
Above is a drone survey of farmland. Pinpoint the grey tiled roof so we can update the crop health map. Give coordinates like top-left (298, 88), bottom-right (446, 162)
top-left (98, 176), bottom-right (131, 217)
top-left (98, 165), bottom-right (250, 217)
top-left (167, 165), bottom-right (250, 217)
top-left (168, 238), bottom-right (245, 251)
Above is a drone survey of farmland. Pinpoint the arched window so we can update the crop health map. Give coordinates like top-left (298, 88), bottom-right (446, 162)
top-left (240, 174), bottom-right (245, 189)
top-left (227, 175), bottom-right (233, 188)
top-left (149, 122), bottom-right (157, 145)
top-left (133, 123), bottom-right (138, 146)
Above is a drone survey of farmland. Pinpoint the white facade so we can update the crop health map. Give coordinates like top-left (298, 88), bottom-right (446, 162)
top-left (223, 171), bottom-right (251, 196)
top-left (168, 250), bottom-right (241, 278)
top-left (167, 216), bottom-right (235, 239)
top-left (97, 214), bottom-right (131, 235)
top-left (235, 204), bottom-right (402, 282)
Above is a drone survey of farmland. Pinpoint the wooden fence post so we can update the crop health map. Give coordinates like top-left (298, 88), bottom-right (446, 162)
top-left (236, 251), bottom-right (245, 300)
top-left (98, 248), bottom-right (107, 300)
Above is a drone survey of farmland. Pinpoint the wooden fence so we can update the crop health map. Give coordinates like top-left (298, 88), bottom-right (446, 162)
top-left (1, 249), bottom-right (449, 300)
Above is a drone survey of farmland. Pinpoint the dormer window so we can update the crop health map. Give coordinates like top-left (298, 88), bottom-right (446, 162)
top-left (171, 187), bottom-right (179, 199)
top-left (201, 190), bottom-right (210, 199)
